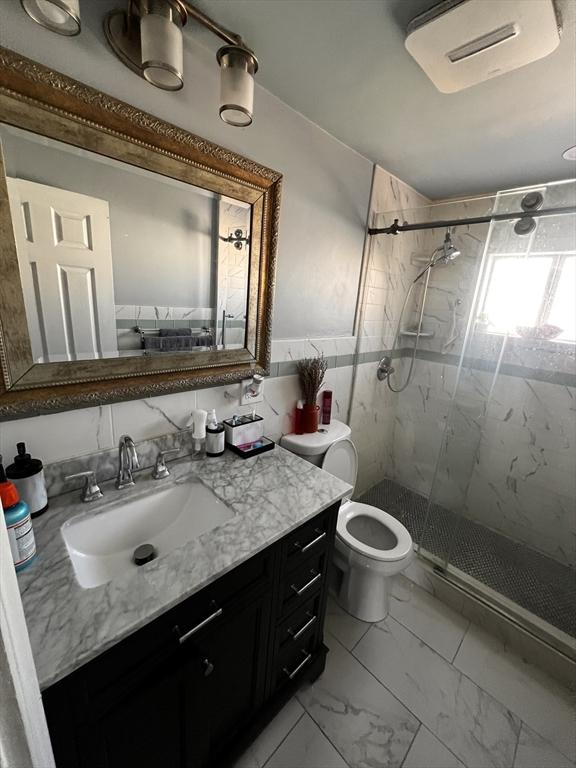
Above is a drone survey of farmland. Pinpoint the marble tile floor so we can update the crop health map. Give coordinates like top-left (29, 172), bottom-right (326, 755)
top-left (234, 581), bottom-right (575, 768)
top-left (359, 479), bottom-right (576, 638)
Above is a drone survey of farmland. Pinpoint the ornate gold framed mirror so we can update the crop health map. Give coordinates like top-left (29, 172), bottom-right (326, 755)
top-left (0, 48), bottom-right (281, 420)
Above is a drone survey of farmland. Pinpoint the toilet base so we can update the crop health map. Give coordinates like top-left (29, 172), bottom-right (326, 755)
top-left (337, 565), bottom-right (391, 623)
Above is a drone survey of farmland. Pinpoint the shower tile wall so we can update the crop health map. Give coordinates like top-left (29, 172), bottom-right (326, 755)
top-left (350, 172), bottom-right (576, 570)
top-left (351, 166), bottom-right (430, 494)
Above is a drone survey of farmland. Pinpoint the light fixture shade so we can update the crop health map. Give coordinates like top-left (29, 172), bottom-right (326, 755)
top-left (21, 0), bottom-right (80, 35)
top-left (140, 0), bottom-right (186, 91)
top-left (217, 46), bottom-right (258, 127)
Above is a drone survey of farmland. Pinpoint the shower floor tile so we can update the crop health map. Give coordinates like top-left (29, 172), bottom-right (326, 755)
top-left (358, 478), bottom-right (576, 639)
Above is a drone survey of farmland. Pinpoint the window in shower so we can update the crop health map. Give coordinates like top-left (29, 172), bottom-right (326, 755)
top-left (480, 252), bottom-right (576, 342)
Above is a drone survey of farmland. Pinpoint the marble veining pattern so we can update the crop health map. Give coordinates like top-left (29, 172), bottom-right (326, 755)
top-left (17, 448), bottom-right (351, 689)
top-left (354, 618), bottom-right (522, 768)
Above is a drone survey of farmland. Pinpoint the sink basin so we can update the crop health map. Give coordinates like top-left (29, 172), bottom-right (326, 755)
top-left (62, 480), bottom-right (234, 589)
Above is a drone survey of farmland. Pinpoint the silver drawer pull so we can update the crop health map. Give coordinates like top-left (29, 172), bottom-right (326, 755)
top-left (290, 570), bottom-right (321, 596)
top-left (177, 602), bottom-right (223, 645)
top-left (283, 651), bottom-right (312, 680)
top-left (294, 529), bottom-right (326, 553)
top-left (287, 612), bottom-right (317, 640)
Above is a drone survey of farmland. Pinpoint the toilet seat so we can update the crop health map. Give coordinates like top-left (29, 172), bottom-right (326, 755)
top-left (321, 439), bottom-right (413, 563)
top-left (336, 501), bottom-right (413, 562)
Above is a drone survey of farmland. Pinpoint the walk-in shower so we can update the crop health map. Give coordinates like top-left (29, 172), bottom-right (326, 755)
top-left (352, 178), bottom-right (576, 657)
top-left (378, 230), bottom-right (461, 392)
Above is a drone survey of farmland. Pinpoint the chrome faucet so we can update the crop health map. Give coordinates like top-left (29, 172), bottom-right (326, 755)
top-left (116, 435), bottom-right (139, 490)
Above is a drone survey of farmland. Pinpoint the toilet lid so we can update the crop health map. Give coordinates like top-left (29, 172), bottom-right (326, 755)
top-left (321, 438), bottom-right (357, 499)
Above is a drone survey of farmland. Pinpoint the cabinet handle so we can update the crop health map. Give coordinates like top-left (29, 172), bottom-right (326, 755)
top-left (202, 658), bottom-right (214, 677)
top-left (176, 602), bottom-right (223, 645)
top-left (283, 651), bottom-right (312, 680)
top-left (290, 570), bottom-right (321, 596)
top-left (287, 612), bottom-right (317, 640)
top-left (294, 529), bottom-right (326, 554)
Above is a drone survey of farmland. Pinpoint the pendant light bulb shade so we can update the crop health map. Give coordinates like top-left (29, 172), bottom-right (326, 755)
top-left (21, 0), bottom-right (81, 35)
top-left (217, 46), bottom-right (258, 127)
top-left (140, 0), bottom-right (186, 91)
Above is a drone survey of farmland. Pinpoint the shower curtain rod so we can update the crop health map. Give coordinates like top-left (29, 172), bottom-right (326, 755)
top-left (368, 204), bottom-right (576, 235)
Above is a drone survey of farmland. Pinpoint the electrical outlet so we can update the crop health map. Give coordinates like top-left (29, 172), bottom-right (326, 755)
top-left (240, 378), bottom-right (264, 406)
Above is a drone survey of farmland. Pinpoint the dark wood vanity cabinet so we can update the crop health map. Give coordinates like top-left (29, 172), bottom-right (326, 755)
top-left (43, 503), bottom-right (339, 768)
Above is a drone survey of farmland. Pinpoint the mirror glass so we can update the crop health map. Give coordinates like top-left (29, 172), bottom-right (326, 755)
top-left (0, 124), bottom-right (251, 363)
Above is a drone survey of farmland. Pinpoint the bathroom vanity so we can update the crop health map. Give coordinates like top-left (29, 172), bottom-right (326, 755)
top-left (17, 448), bottom-right (351, 768)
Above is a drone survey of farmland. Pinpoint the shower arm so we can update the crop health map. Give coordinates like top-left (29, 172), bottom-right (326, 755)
top-left (368, 204), bottom-right (576, 235)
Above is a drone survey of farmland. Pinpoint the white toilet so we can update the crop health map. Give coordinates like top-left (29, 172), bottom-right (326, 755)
top-left (281, 420), bottom-right (414, 622)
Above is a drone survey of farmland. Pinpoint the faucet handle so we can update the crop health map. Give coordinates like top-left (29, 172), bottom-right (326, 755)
top-left (65, 470), bottom-right (103, 503)
top-left (152, 449), bottom-right (180, 480)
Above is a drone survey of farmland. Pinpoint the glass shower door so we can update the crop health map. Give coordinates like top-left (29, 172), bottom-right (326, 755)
top-left (422, 180), bottom-right (576, 640)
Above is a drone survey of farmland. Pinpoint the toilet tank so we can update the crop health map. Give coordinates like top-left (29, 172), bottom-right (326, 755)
top-left (280, 419), bottom-right (352, 466)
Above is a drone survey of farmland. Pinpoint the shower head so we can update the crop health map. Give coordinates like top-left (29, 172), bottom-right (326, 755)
top-left (412, 231), bottom-right (462, 284)
top-left (435, 231), bottom-right (461, 264)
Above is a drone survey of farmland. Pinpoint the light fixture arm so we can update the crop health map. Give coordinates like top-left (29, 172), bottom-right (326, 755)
top-left (180, 1), bottom-right (253, 55)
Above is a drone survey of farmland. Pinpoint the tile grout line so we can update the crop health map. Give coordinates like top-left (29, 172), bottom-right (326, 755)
top-left (451, 618), bottom-right (471, 664)
top-left (347, 639), bottom-right (469, 768)
top-left (296, 696), bottom-right (354, 768)
top-left (348, 620), bottom-right (519, 768)
top-left (350, 621), bottom-right (372, 653)
top-left (510, 719), bottom-right (522, 768)
top-left (385, 592), bottom-right (471, 664)
top-left (323, 629), bottom-right (431, 763)
top-left (449, 627), bottom-right (575, 763)
top-left (399, 721), bottom-right (422, 768)
top-left (261, 710), bottom-right (307, 768)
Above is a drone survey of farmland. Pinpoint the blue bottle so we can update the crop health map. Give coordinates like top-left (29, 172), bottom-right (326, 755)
top-left (1, 455), bottom-right (37, 572)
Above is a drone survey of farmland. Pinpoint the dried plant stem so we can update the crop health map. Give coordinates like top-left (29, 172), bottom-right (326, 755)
top-left (297, 355), bottom-right (328, 406)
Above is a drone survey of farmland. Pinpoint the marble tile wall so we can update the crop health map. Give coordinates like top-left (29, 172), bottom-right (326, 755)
top-left (350, 167), bottom-right (431, 494)
top-left (0, 348), bottom-right (354, 492)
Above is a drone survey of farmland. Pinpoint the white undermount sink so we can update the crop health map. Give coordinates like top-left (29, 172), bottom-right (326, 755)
top-left (62, 481), bottom-right (234, 589)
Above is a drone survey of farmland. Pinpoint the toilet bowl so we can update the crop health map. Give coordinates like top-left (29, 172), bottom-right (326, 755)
top-left (280, 420), bottom-right (414, 623)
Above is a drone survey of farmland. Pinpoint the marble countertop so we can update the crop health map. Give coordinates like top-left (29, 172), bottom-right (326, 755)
top-left (18, 446), bottom-right (351, 691)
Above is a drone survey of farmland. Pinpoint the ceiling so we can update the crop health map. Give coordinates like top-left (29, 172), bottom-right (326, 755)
top-left (193, 0), bottom-right (576, 199)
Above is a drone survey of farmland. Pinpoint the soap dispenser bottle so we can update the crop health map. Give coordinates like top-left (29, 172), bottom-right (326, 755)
top-left (187, 409), bottom-right (207, 459)
top-left (6, 442), bottom-right (49, 518)
top-left (206, 409), bottom-right (225, 457)
top-left (1, 455), bottom-right (36, 572)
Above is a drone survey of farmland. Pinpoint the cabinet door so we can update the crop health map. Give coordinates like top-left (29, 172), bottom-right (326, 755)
top-left (81, 643), bottom-right (190, 768)
top-left (179, 589), bottom-right (271, 765)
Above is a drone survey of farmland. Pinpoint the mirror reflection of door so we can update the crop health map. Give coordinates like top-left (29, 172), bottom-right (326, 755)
top-left (7, 178), bottom-right (117, 363)
top-left (1, 123), bottom-right (253, 362)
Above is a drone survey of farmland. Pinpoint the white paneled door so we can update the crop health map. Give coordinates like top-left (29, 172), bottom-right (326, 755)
top-left (7, 178), bottom-right (117, 362)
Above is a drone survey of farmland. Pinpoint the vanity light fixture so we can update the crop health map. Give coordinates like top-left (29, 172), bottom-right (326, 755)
top-left (103, 0), bottom-right (259, 124)
top-left (563, 146), bottom-right (576, 161)
top-left (217, 46), bottom-right (258, 127)
top-left (140, 0), bottom-right (186, 91)
top-left (21, 0), bottom-right (81, 35)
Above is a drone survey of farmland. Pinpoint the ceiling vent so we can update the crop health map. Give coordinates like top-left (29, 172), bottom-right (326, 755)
top-left (405, 0), bottom-right (561, 93)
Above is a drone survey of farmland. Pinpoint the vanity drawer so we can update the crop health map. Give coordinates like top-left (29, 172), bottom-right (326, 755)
top-left (277, 592), bottom-right (322, 652)
top-left (279, 551), bottom-right (326, 618)
top-left (281, 510), bottom-right (333, 574)
top-left (274, 632), bottom-right (318, 690)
